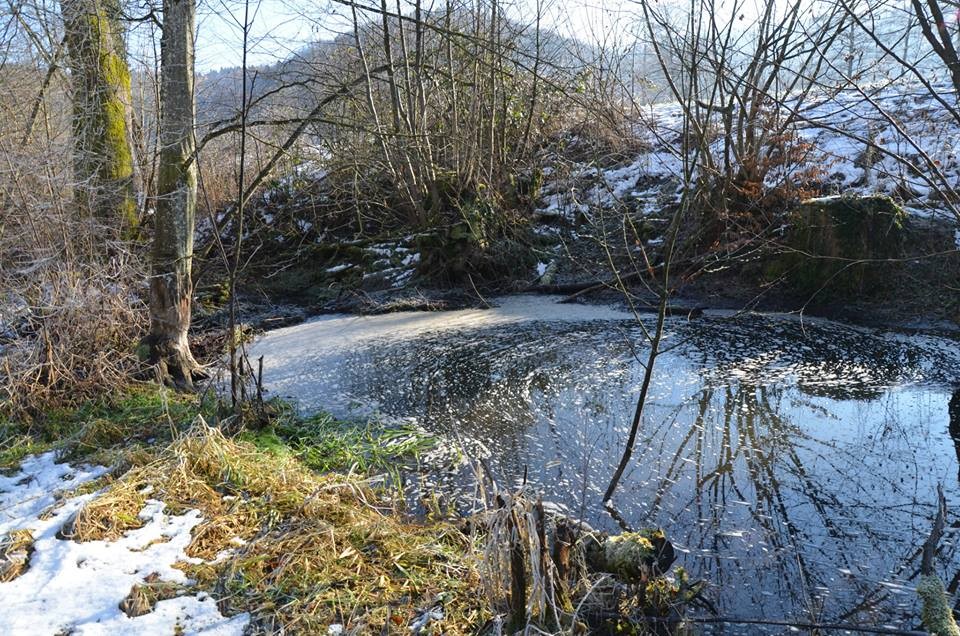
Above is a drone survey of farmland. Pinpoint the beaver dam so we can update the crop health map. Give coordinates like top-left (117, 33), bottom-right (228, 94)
top-left (251, 295), bottom-right (960, 631)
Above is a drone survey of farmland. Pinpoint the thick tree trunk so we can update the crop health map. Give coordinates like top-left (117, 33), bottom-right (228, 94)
top-left (62, 0), bottom-right (137, 232)
top-left (145, 0), bottom-right (201, 388)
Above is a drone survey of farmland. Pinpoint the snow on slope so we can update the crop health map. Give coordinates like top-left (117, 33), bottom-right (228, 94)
top-left (0, 452), bottom-right (248, 635)
top-left (793, 85), bottom-right (960, 199)
top-left (538, 83), bottom-right (960, 225)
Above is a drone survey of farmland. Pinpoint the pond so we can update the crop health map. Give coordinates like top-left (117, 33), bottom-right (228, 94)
top-left (250, 295), bottom-right (960, 632)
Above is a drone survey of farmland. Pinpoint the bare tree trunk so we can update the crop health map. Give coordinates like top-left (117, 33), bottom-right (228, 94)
top-left (62, 0), bottom-right (137, 233)
top-left (228, 0), bottom-right (252, 412)
top-left (144, 0), bottom-right (201, 388)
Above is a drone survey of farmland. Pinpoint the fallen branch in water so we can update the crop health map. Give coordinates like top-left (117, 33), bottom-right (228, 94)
top-left (918, 485), bottom-right (960, 636)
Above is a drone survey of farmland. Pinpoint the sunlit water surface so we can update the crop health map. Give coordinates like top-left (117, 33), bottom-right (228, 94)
top-left (251, 296), bottom-right (960, 631)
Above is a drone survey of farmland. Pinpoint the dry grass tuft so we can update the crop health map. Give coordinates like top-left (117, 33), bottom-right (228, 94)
top-left (119, 583), bottom-right (154, 618)
top-left (185, 510), bottom-right (257, 561)
top-left (119, 575), bottom-right (182, 618)
top-left (217, 516), bottom-right (484, 633)
top-left (63, 479), bottom-right (148, 541)
top-left (0, 529), bottom-right (34, 582)
top-left (73, 418), bottom-right (489, 633)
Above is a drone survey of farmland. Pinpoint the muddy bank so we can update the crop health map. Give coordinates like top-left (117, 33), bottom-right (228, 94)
top-left (217, 213), bottom-right (959, 339)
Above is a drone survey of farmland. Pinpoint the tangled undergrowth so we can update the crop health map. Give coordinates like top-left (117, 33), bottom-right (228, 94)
top-left (0, 227), bottom-right (148, 423)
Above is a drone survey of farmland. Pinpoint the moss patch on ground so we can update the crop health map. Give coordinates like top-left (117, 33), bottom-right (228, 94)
top-left (0, 383), bottom-right (210, 471)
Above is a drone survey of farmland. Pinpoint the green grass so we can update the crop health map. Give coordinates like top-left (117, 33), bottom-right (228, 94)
top-left (2, 383), bottom-right (437, 489)
top-left (0, 383), bottom-right (213, 470)
top-left (0, 427), bottom-right (49, 472)
top-left (243, 406), bottom-right (439, 487)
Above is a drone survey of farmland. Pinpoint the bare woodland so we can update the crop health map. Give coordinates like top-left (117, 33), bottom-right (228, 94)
top-left (1, 0), bottom-right (960, 631)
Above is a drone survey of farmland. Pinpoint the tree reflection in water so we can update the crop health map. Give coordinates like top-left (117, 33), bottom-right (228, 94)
top-left (256, 310), bottom-right (960, 631)
top-left (951, 387), bottom-right (960, 482)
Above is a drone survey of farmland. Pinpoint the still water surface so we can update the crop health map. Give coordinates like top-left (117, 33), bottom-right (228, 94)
top-left (251, 296), bottom-right (960, 630)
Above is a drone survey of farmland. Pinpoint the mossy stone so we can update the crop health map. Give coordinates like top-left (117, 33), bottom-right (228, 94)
top-left (600, 528), bottom-right (674, 583)
top-left (768, 195), bottom-right (907, 297)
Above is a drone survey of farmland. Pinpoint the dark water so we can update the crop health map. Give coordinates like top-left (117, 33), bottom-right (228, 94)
top-left (252, 297), bottom-right (960, 631)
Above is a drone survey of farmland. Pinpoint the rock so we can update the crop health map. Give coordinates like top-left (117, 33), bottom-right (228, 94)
top-left (765, 194), bottom-right (907, 297)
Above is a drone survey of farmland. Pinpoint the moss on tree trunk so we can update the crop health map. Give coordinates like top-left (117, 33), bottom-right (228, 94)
top-left (63, 0), bottom-right (137, 232)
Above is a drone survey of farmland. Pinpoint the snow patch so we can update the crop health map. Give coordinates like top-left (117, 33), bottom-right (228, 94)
top-left (0, 452), bottom-right (247, 635)
top-left (534, 84), bottom-right (960, 231)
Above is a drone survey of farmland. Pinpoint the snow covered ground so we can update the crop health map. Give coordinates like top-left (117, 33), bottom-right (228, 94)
top-left (538, 83), bottom-right (960, 225)
top-left (0, 452), bottom-right (248, 635)
top-left (525, 83), bottom-right (960, 287)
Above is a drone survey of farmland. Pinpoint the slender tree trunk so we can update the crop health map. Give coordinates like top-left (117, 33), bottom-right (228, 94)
top-left (62, 0), bottom-right (138, 233)
top-left (912, 0), bottom-right (960, 95)
top-left (229, 0), bottom-right (251, 411)
top-left (144, 0), bottom-right (201, 388)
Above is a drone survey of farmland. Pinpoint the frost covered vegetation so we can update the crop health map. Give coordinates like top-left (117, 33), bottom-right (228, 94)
top-left (2, 0), bottom-right (960, 631)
